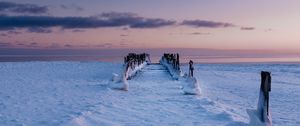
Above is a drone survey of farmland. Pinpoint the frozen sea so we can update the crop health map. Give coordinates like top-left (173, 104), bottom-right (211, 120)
top-left (0, 61), bottom-right (299, 126)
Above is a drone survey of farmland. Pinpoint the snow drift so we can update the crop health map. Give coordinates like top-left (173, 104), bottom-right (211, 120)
top-left (110, 53), bottom-right (148, 91)
top-left (1, 62), bottom-right (299, 125)
top-left (247, 89), bottom-right (272, 126)
top-left (110, 62), bottom-right (147, 91)
top-left (183, 76), bottom-right (201, 95)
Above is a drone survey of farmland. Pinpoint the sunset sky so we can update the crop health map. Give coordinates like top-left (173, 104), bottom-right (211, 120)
top-left (1, 0), bottom-right (300, 55)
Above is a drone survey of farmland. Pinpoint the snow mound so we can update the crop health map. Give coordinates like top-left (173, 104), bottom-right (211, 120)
top-left (109, 62), bottom-right (147, 91)
top-left (183, 76), bottom-right (201, 95)
top-left (247, 109), bottom-right (272, 126)
top-left (63, 111), bottom-right (120, 126)
top-left (111, 73), bottom-right (121, 83)
top-left (125, 62), bottom-right (147, 80)
top-left (247, 89), bottom-right (272, 126)
top-left (110, 76), bottom-right (128, 91)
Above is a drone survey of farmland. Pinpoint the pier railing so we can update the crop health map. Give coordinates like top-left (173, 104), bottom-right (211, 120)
top-left (123, 53), bottom-right (150, 80)
top-left (160, 53), bottom-right (181, 80)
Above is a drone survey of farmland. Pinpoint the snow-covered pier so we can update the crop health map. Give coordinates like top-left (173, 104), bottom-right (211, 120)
top-left (107, 53), bottom-right (272, 126)
top-left (160, 53), bottom-right (201, 95)
top-left (111, 53), bottom-right (150, 91)
top-left (111, 53), bottom-right (201, 95)
top-left (0, 54), bottom-right (284, 126)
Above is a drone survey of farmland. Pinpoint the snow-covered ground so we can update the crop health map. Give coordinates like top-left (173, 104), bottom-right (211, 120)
top-left (183, 63), bottom-right (300, 126)
top-left (0, 62), bottom-right (299, 126)
top-left (0, 62), bottom-right (122, 126)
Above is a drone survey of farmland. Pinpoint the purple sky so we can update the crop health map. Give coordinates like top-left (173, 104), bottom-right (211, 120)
top-left (1, 0), bottom-right (300, 57)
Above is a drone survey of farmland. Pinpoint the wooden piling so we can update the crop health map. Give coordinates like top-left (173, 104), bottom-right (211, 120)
top-left (189, 60), bottom-right (194, 77)
top-left (261, 71), bottom-right (271, 115)
top-left (123, 53), bottom-right (150, 80)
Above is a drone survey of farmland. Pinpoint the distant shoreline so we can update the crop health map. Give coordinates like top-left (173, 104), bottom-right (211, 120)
top-left (1, 55), bottom-right (300, 64)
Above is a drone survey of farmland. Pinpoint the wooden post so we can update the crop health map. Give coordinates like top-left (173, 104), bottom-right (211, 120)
top-left (261, 71), bottom-right (271, 115)
top-left (176, 53), bottom-right (180, 70)
top-left (189, 60), bottom-right (194, 77)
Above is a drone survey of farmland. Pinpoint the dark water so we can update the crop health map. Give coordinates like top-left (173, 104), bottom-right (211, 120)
top-left (1, 55), bottom-right (300, 63)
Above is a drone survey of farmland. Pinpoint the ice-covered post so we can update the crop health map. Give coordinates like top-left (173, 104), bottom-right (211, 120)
top-left (247, 71), bottom-right (272, 125)
top-left (260, 71), bottom-right (271, 115)
top-left (176, 53), bottom-right (180, 70)
top-left (255, 71), bottom-right (272, 125)
top-left (189, 60), bottom-right (194, 77)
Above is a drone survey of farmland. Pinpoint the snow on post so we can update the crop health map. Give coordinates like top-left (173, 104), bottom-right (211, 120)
top-left (189, 60), bottom-right (194, 77)
top-left (247, 71), bottom-right (272, 126)
top-left (160, 53), bottom-right (181, 80)
top-left (110, 53), bottom-right (150, 91)
top-left (160, 54), bottom-right (200, 95)
top-left (183, 60), bottom-right (200, 95)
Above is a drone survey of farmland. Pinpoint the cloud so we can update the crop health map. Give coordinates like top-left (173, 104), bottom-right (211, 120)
top-left (76, 7), bottom-right (84, 11)
top-left (99, 12), bottom-right (176, 28)
top-left (265, 28), bottom-right (272, 32)
top-left (189, 32), bottom-right (211, 35)
top-left (60, 4), bottom-right (83, 11)
top-left (28, 42), bottom-right (38, 47)
top-left (0, 11), bottom-right (243, 32)
top-left (0, 1), bottom-right (48, 14)
top-left (0, 42), bottom-right (11, 47)
top-left (7, 30), bottom-right (22, 34)
top-left (27, 27), bottom-right (52, 33)
top-left (47, 43), bottom-right (60, 48)
top-left (78, 45), bottom-right (90, 48)
top-left (121, 27), bottom-right (129, 31)
top-left (0, 33), bottom-right (7, 37)
top-left (0, 41), bottom-right (44, 48)
top-left (0, 30), bottom-right (22, 37)
top-left (16, 43), bottom-right (25, 46)
top-left (181, 20), bottom-right (235, 28)
top-left (72, 29), bottom-right (85, 32)
top-left (120, 34), bottom-right (129, 37)
top-left (96, 43), bottom-right (113, 48)
top-left (240, 26), bottom-right (255, 30)
top-left (64, 44), bottom-right (72, 48)
top-left (60, 5), bottom-right (68, 10)
top-left (0, 12), bottom-right (176, 31)
top-left (119, 42), bottom-right (128, 47)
